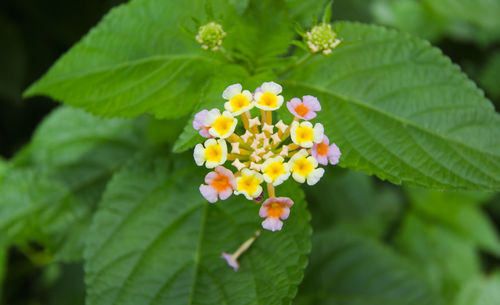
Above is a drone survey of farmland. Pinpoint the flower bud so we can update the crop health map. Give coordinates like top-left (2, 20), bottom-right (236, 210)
top-left (305, 23), bottom-right (341, 55)
top-left (195, 21), bottom-right (226, 51)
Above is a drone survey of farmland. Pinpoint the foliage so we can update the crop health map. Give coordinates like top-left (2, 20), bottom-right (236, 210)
top-left (1, 0), bottom-right (500, 304)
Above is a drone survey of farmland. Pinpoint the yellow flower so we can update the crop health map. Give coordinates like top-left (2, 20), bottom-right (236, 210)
top-left (290, 121), bottom-right (324, 148)
top-left (289, 149), bottom-right (324, 185)
top-left (261, 156), bottom-right (290, 186)
top-left (235, 169), bottom-right (263, 199)
top-left (254, 82), bottom-right (284, 111)
top-left (194, 139), bottom-right (228, 168)
top-left (206, 111), bottom-right (238, 139)
top-left (223, 84), bottom-right (254, 115)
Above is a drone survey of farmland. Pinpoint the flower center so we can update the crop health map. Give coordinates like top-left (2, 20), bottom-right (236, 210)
top-left (211, 174), bottom-right (230, 192)
top-left (317, 142), bottom-right (329, 156)
top-left (267, 202), bottom-right (284, 218)
top-left (293, 157), bottom-right (313, 176)
top-left (230, 94), bottom-right (250, 111)
top-left (213, 116), bottom-right (234, 136)
top-left (259, 92), bottom-right (278, 108)
top-left (238, 175), bottom-right (259, 195)
top-left (205, 144), bottom-right (222, 162)
top-left (264, 162), bottom-right (286, 180)
top-left (296, 126), bottom-right (314, 143)
top-left (294, 104), bottom-right (310, 117)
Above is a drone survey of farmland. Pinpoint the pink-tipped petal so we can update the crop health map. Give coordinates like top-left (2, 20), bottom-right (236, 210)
top-left (262, 217), bottom-right (283, 232)
top-left (316, 154), bottom-right (329, 166)
top-left (259, 204), bottom-right (268, 218)
top-left (328, 143), bottom-right (341, 165)
top-left (221, 253), bottom-right (239, 271)
top-left (302, 111), bottom-right (317, 120)
top-left (322, 135), bottom-right (330, 145)
top-left (199, 185), bottom-right (218, 203)
top-left (219, 187), bottom-right (233, 200)
top-left (199, 128), bottom-right (211, 138)
top-left (302, 95), bottom-right (321, 111)
top-left (204, 171), bottom-right (219, 184)
top-left (280, 207), bottom-right (291, 220)
top-left (193, 110), bottom-right (208, 130)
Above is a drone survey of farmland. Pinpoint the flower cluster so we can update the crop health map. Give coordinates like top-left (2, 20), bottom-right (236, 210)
top-left (193, 82), bottom-right (341, 232)
top-left (195, 21), bottom-right (226, 51)
top-left (305, 23), bottom-right (341, 55)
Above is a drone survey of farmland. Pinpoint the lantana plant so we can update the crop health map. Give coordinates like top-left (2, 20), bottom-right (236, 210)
top-left (193, 82), bottom-right (341, 230)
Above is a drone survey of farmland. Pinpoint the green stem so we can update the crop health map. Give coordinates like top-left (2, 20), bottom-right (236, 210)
top-left (219, 47), bottom-right (235, 63)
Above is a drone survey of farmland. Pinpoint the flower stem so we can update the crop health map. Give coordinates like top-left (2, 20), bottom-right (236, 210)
top-left (233, 230), bottom-right (262, 259)
top-left (267, 183), bottom-right (276, 197)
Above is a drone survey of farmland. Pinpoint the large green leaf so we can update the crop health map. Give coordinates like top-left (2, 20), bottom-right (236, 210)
top-left (285, 22), bottom-right (500, 191)
top-left (24, 0), bottom-right (297, 119)
top-left (294, 228), bottom-right (442, 305)
top-left (84, 150), bottom-right (311, 305)
top-left (0, 107), bottom-right (147, 261)
top-left (23, 0), bottom-right (223, 118)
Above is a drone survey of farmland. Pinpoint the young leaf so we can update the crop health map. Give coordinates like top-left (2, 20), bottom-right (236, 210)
top-left (84, 150), bottom-right (311, 305)
top-left (295, 228), bottom-right (442, 305)
top-left (286, 22), bottom-right (500, 191)
top-left (0, 107), bottom-right (148, 261)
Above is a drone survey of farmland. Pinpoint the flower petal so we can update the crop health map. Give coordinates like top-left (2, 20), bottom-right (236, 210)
top-left (262, 217), bottom-right (283, 231)
top-left (200, 185), bottom-right (218, 203)
top-left (222, 83), bottom-right (242, 100)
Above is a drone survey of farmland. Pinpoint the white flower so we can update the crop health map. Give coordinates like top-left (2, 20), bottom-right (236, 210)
top-left (223, 84), bottom-right (254, 115)
top-left (194, 139), bottom-right (228, 169)
top-left (261, 156), bottom-right (290, 186)
top-left (290, 121), bottom-right (324, 148)
top-left (288, 149), bottom-right (324, 185)
top-left (206, 111), bottom-right (238, 139)
top-left (254, 82), bottom-right (284, 111)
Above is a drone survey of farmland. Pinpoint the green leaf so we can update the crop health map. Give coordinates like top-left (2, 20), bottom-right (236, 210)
top-left (85, 150), bottom-right (311, 305)
top-left (295, 228), bottom-right (442, 305)
top-left (285, 22), bottom-right (500, 191)
top-left (394, 213), bottom-right (480, 302)
top-left (24, 0), bottom-right (224, 119)
top-left (0, 107), bottom-right (147, 261)
top-left (454, 272), bottom-right (500, 305)
top-left (407, 188), bottom-right (500, 256)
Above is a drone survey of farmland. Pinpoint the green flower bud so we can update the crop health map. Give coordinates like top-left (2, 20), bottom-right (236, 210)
top-left (305, 23), bottom-right (341, 55)
top-left (195, 22), bottom-right (226, 51)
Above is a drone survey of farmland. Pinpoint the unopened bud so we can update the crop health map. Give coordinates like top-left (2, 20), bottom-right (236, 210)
top-left (195, 21), bottom-right (226, 51)
top-left (305, 23), bottom-right (341, 55)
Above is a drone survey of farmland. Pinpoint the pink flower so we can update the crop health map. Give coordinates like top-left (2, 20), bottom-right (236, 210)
top-left (199, 166), bottom-right (236, 203)
top-left (221, 252), bottom-right (239, 271)
top-left (259, 197), bottom-right (294, 231)
top-left (193, 109), bottom-right (220, 138)
top-left (311, 135), bottom-right (341, 165)
top-left (286, 95), bottom-right (321, 120)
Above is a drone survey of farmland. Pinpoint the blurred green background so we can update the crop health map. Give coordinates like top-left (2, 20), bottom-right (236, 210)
top-left (1, 0), bottom-right (499, 304)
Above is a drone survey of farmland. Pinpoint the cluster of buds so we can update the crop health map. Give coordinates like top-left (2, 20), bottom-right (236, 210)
top-left (305, 23), bottom-right (341, 55)
top-left (193, 82), bottom-right (341, 232)
top-left (195, 21), bottom-right (226, 51)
